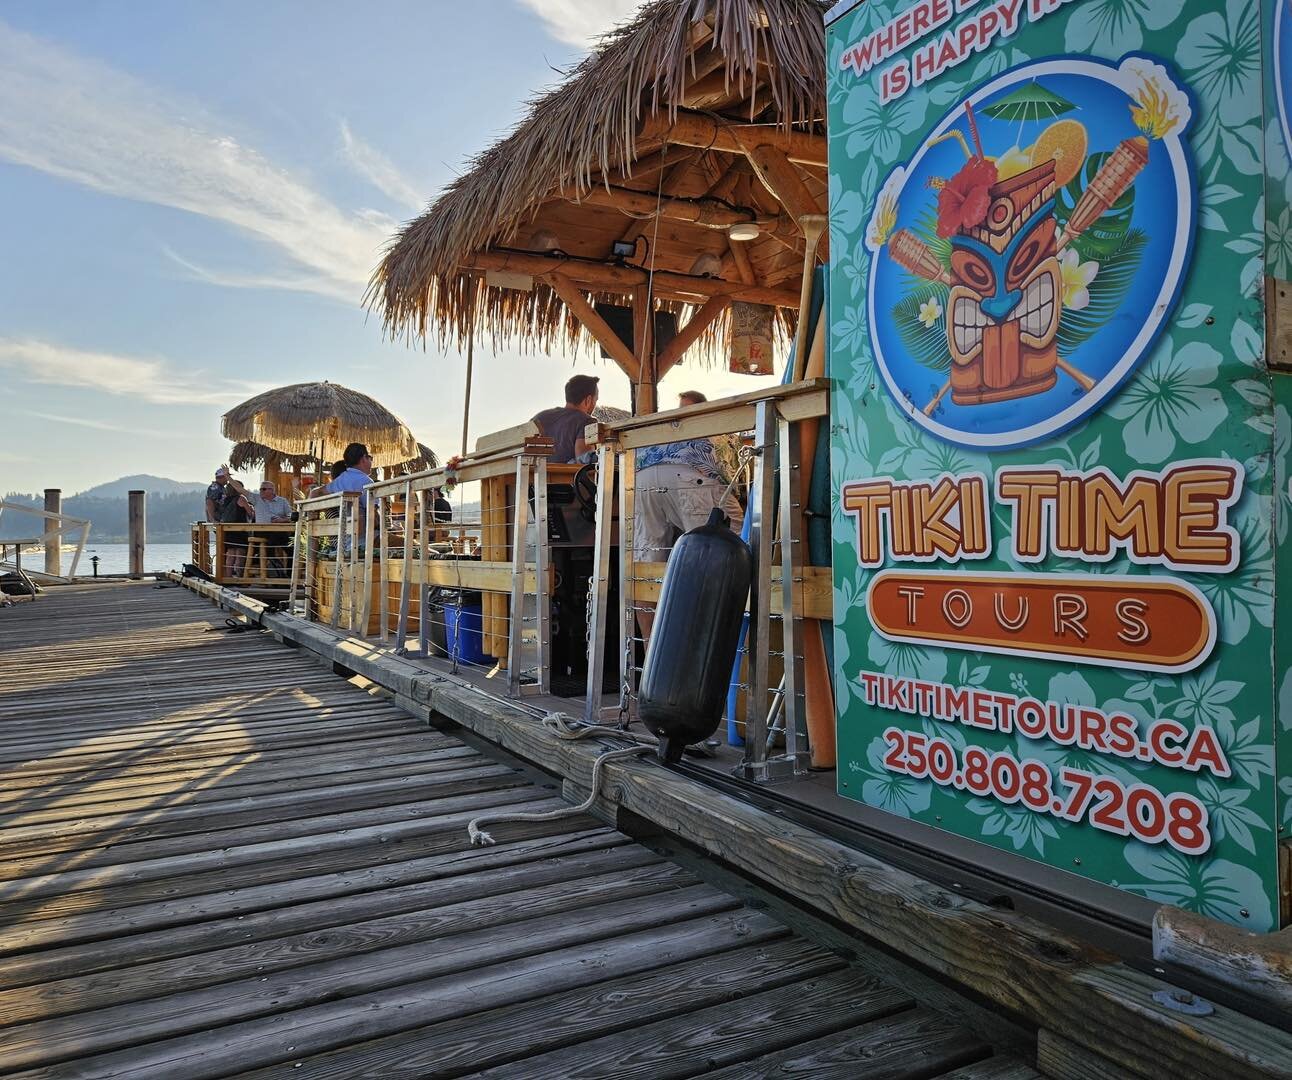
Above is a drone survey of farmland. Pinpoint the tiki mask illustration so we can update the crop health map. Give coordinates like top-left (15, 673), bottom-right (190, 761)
top-left (946, 161), bottom-right (1060, 405)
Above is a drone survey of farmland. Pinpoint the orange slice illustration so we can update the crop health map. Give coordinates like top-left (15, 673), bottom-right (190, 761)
top-left (1031, 119), bottom-right (1088, 187)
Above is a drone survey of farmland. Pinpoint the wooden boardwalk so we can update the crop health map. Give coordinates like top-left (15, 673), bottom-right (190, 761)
top-left (0, 582), bottom-right (1037, 1079)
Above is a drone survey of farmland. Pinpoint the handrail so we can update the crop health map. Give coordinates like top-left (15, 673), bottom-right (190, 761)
top-left (284, 446), bottom-right (554, 697)
top-left (585, 377), bottom-right (829, 448)
top-left (286, 492), bottom-right (361, 626)
top-left (0, 500), bottom-right (91, 581)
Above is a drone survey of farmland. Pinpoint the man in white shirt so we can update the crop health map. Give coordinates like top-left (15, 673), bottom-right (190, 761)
top-left (227, 478), bottom-right (293, 575)
top-left (236, 480), bottom-right (292, 523)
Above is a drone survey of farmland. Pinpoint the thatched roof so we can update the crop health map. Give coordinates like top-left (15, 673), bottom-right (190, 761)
top-left (371, 0), bottom-right (828, 360)
top-left (220, 381), bottom-right (420, 467)
top-left (229, 439), bottom-right (438, 474)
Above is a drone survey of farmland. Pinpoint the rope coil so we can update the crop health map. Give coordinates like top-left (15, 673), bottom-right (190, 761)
top-left (467, 712), bottom-right (655, 845)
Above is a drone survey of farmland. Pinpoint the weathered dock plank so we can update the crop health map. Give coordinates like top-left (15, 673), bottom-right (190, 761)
top-left (0, 583), bottom-right (1025, 1079)
top-left (175, 576), bottom-right (1292, 1080)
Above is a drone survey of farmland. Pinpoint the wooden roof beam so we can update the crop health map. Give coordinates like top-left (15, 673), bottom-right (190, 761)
top-left (465, 249), bottom-right (799, 308)
top-left (605, 145), bottom-right (697, 184)
top-left (737, 138), bottom-right (830, 262)
top-left (726, 239), bottom-right (757, 285)
top-left (615, 158), bottom-right (694, 249)
top-left (738, 139), bottom-right (824, 222)
top-left (545, 272), bottom-right (641, 383)
top-left (573, 185), bottom-right (762, 230)
top-left (637, 109), bottom-right (826, 167)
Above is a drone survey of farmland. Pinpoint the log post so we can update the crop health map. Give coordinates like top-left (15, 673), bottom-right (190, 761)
top-left (128, 490), bottom-right (145, 579)
top-left (43, 488), bottom-right (61, 577)
top-left (633, 284), bottom-right (657, 415)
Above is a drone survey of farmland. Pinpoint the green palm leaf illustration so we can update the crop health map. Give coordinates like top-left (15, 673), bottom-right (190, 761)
top-left (1057, 229), bottom-right (1147, 356)
top-left (893, 281), bottom-right (952, 373)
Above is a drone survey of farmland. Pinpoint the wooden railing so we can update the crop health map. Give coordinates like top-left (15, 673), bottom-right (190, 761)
top-left (189, 522), bottom-right (298, 593)
top-left (284, 492), bottom-right (362, 628)
top-left (270, 379), bottom-right (830, 756)
top-left (0, 500), bottom-right (90, 582)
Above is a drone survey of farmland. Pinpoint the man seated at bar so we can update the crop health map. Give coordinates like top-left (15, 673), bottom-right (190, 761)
top-left (532, 374), bottom-right (599, 463)
top-left (232, 479), bottom-right (293, 575)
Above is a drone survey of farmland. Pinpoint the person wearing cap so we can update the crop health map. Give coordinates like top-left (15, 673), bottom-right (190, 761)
top-left (532, 374), bottom-right (599, 463)
top-left (205, 467), bottom-right (231, 523)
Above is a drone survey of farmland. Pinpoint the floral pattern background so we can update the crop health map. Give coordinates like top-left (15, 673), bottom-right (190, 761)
top-left (827, 0), bottom-right (1284, 930)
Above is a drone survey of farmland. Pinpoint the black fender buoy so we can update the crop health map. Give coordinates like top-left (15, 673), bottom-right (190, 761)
top-left (639, 508), bottom-right (753, 762)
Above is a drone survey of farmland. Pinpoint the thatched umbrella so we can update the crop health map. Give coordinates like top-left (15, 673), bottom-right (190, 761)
top-left (221, 381), bottom-right (421, 468)
top-left (228, 439), bottom-right (438, 474)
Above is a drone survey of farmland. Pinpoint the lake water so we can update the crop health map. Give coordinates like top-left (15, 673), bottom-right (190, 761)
top-left (23, 543), bottom-right (194, 577)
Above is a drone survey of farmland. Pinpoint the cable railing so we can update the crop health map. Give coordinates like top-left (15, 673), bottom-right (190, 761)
top-left (272, 380), bottom-right (830, 777)
top-left (289, 435), bottom-right (557, 698)
top-left (189, 522), bottom-right (299, 593)
top-left (584, 378), bottom-right (831, 780)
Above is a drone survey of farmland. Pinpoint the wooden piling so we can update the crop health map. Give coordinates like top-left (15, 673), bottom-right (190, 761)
top-left (42, 488), bottom-right (61, 577)
top-left (128, 490), bottom-right (145, 578)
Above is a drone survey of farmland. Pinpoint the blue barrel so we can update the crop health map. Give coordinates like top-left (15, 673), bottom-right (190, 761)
top-left (639, 508), bottom-right (753, 762)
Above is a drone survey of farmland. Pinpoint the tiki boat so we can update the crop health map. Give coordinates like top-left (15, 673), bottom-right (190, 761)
top-left (19, 0), bottom-right (1289, 1075)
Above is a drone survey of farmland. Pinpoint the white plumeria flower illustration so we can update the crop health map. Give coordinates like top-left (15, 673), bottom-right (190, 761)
top-left (1059, 248), bottom-right (1098, 310)
top-left (918, 296), bottom-right (943, 328)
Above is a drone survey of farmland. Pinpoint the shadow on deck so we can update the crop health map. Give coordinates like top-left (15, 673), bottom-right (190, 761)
top-left (0, 582), bottom-right (1036, 1078)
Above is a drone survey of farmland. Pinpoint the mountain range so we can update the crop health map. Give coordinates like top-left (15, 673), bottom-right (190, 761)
top-left (73, 474), bottom-right (207, 499)
top-left (2, 475), bottom-right (209, 543)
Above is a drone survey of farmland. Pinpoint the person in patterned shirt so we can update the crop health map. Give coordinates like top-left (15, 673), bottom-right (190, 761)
top-left (205, 466), bottom-right (231, 523)
top-left (632, 390), bottom-right (744, 563)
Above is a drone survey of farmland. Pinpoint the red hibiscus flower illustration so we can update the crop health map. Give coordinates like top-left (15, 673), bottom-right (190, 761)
top-left (936, 157), bottom-right (997, 238)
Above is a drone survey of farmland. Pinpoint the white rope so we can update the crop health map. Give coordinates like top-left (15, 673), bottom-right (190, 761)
top-left (467, 712), bottom-right (655, 845)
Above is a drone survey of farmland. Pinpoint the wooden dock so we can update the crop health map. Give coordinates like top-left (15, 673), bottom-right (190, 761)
top-left (0, 582), bottom-right (1037, 1079)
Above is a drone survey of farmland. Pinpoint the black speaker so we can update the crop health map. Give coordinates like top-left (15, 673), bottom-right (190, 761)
top-left (592, 303), bottom-right (678, 359)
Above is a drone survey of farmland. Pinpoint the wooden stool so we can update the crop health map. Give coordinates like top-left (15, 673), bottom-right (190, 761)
top-left (244, 536), bottom-right (270, 580)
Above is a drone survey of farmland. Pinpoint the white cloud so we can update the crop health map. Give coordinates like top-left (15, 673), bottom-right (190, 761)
top-left (28, 411), bottom-right (136, 434)
top-left (161, 247), bottom-right (360, 304)
top-left (517, 0), bottom-right (640, 47)
top-left (0, 339), bottom-right (255, 406)
top-left (339, 120), bottom-right (424, 211)
top-left (0, 21), bottom-right (391, 302)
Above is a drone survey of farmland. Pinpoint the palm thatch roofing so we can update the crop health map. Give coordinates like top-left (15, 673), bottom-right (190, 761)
top-left (370, 0), bottom-right (829, 365)
top-left (228, 439), bottom-right (438, 474)
top-left (221, 382), bottom-right (421, 467)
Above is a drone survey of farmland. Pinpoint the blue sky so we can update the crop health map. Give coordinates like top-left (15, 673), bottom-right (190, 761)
top-left (0, 0), bottom-right (768, 495)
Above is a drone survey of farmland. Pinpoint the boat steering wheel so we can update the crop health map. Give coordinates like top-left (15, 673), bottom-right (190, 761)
top-left (573, 463), bottom-right (598, 523)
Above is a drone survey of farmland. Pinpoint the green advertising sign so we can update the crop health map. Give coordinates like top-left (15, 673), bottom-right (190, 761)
top-left (826, 0), bottom-right (1288, 929)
